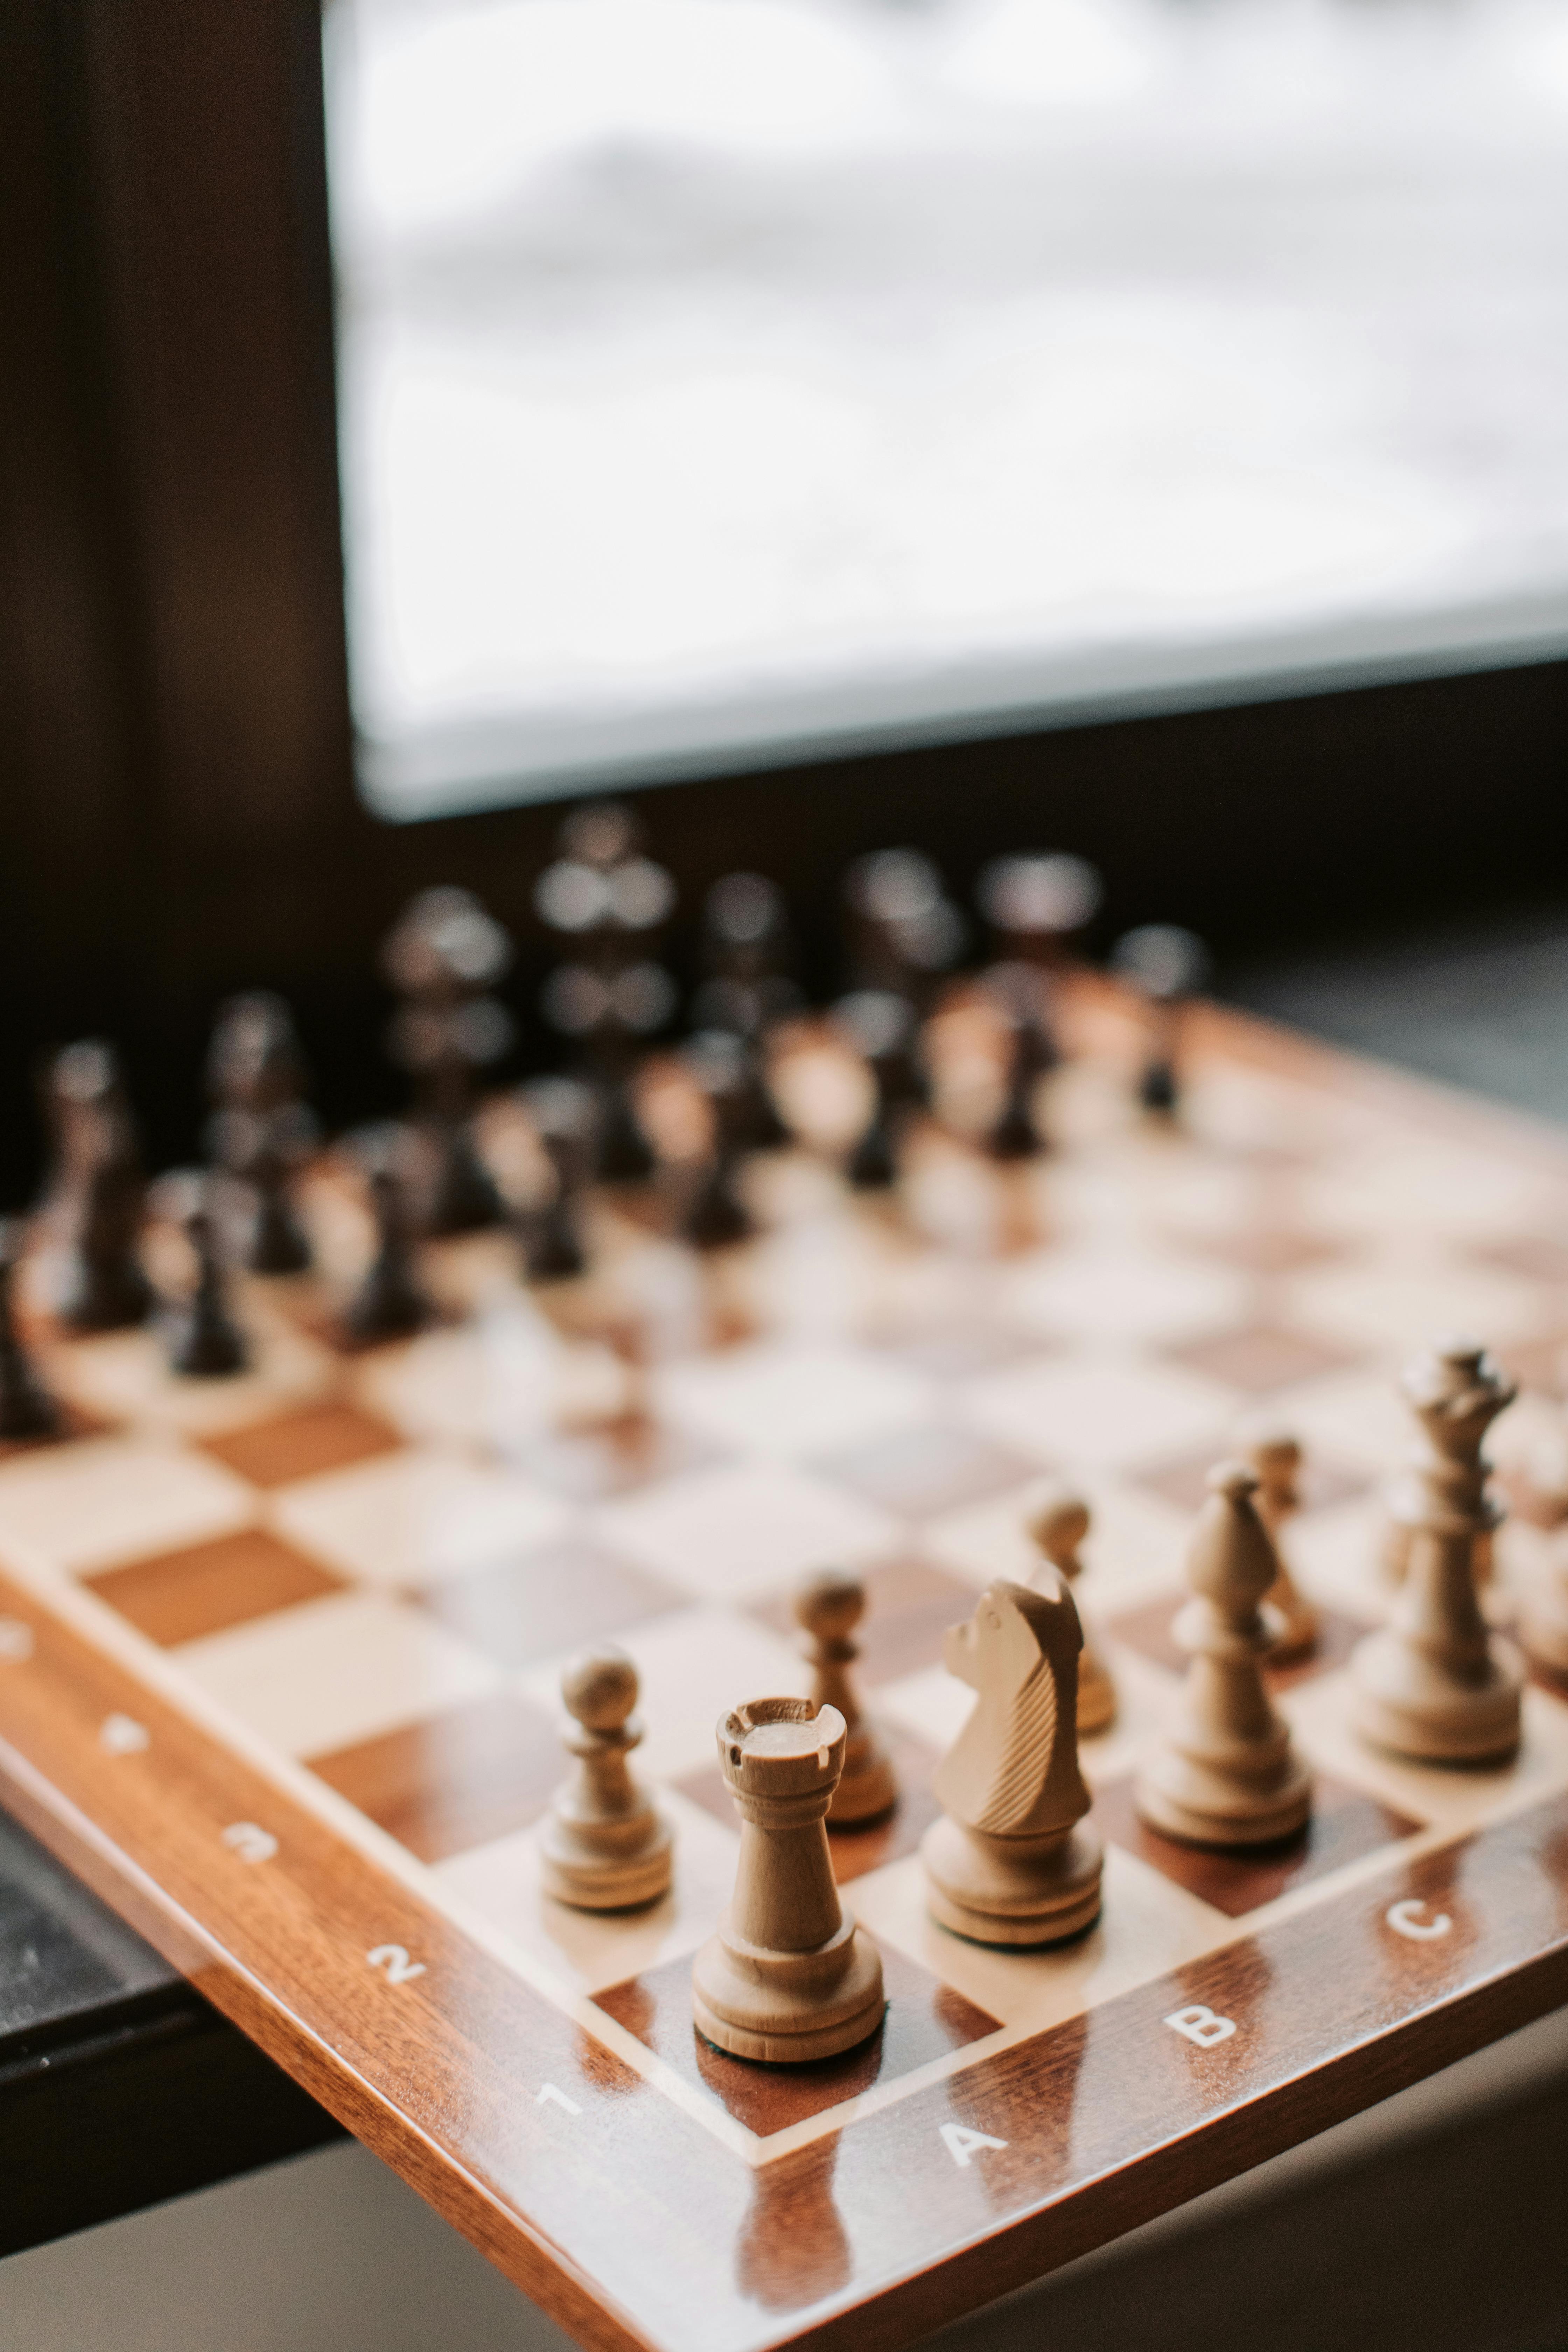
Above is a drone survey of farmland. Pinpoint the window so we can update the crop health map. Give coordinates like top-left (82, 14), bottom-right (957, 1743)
top-left (326, 0), bottom-right (1568, 819)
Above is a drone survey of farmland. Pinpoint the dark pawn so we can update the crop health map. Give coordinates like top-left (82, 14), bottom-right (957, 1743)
top-left (61, 1153), bottom-right (154, 1332)
top-left (206, 994), bottom-right (316, 1275)
top-left (247, 1147), bottom-right (314, 1276)
top-left (681, 1037), bottom-right (754, 1251)
top-left (519, 1081), bottom-right (594, 1284)
top-left (166, 1209), bottom-right (249, 1380)
top-left (1111, 925), bottom-right (1212, 1119)
top-left (834, 991), bottom-right (917, 1189)
top-left (342, 1165), bottom-right (432, 1346)
top-left (985, 1023), bottom-right (1044, 1161)
top-left (595, 1068), bottom-right (657, 1184)
top-left (0, 1226), bottom-right (59, 1441)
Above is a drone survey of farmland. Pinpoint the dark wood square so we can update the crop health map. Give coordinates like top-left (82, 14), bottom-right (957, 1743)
top-left (746, 1557), bottom-right (977, 1687)
top-left (307, 1688), bottom-right (564, 1863)
top-left (674, 1723), bottom-right (944, 1886)
top-left (1107, 1596), bottom-right (1373, 1686)
top-left (1164, 1323), bottom-right (1364, 1394)
top-left (1135, 1447), bottom-right (1371, 1518)
top-left (198, 1403), bottom-right (403, 1489)
top-left (810, 1424), bottom-right (1036, 1521)
top-left (85, 1529), bottom-right (345, 1646)
top-left (592, 1942), bottom-right (998, 2137)
top-left (1093, 1771), bottom-right (1422, 1917)
top-left (1474, 1238), bottom-right (1568, 1286)
top-left (1499, 1329), bottom-right (1568, 1399)
top-left (413, 1540), bottom-right (685, 1670)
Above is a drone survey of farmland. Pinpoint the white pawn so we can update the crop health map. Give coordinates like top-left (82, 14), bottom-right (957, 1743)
top-left (541, 1647), bottom-right (673, 1910)
top-left (1026, 1488), bottom-right (1116, 1735)
top-left (921, 1577), bottom-right (1103, 1946)
top-left (1352, 1340), bottom-right (1522, 1764)
top-left (1242, 1429), bottom-right (1319, 1661)
top-left (1136, 1464), bottom-right (1311, 1848)
top-left (795, 1570), bottom-right (896, 1825)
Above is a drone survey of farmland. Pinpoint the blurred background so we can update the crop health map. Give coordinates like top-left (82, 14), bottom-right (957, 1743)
top-left (325, 0), bottom-right (1568, 815)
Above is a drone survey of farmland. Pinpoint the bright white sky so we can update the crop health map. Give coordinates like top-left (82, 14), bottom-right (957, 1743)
top-left (324, 0), bottom-right (1568, 815)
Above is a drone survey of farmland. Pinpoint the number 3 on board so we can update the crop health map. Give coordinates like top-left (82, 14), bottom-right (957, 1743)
top-left (367, 1943), bottom-right (427, 1984)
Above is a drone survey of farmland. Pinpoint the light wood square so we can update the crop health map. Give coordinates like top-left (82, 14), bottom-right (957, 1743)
top-left (1002, 1244), bottom-right (1251, 1350)
top-left (592, 1461), bottom-right (898, 1601)
top-left (270, 1448), bottom-right (573, 1586)
top-left (174, 1590), bottom-right (504, 1757)
top-left (0, 1437), bottom-right (254, 1578)
top-left (653, 1340), bottom-right (932, 1462)
top-left (960, 1354), bottom-right (1234, 1473)
top-left (50, 1323), bottom-right (335, 1438)
top-left (436, 1788), bottom-right (740, 1996)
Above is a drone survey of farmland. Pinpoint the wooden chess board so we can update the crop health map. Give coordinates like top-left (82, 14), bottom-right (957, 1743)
top-left (2, 987), bottom-right (1568, 2352)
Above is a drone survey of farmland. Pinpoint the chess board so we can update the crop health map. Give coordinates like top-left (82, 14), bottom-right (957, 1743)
top-left (3, 983), bottom-right (1568, 2352)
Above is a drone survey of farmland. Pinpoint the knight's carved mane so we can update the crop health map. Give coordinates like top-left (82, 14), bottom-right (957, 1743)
top-left (933, 1581), bottom-right (1084, 1838)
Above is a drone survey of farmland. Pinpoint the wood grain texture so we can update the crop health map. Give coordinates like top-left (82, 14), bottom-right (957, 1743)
top-left (5, 1001), bottom-right (1568, 2352)
top-left (4, 1542), bottom-right (1567, 2352)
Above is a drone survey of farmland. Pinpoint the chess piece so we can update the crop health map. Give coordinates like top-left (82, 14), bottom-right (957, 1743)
top-left (833, 991), bottom-right (918, 1190)
top-left (1110, 926), bottom-right (1211, 1116)
top-left (1351, 1340), bottom-right (1522, 1764)
top-left (795, 1571), bottom-right (896, 1824)
top-left (691, 875), bottom-right (797, 1149)
top-left (1519, 1526), bottom-right (1568, 1677)
top-left (342, 1157), bottom-right (431, 1345)
top-left (843, 850), bottom-right (965, 1010)
top-left (536, 803), bottom-right (678, 1182)
top-left (983, 1019), bottom-right (1044, 1161)
top-left (51, 1043), bottom-right (153, 1331)
top-left (1136, 1464), bottom-right (1312, 1847)
top-left (1026, 1489), bottom-right (1116, 1734)
top-left (693, 1697), bottom-right (885, 2063)
top-left (680, 1034), bottom-right (753, 1250)
top-left (920, 1577), bottom-right (1103, 1946)
top-left (383, 887), bottom-right (512, 1234)
top-left (0, 1223), bottom-right (59, 1440)
top-left (206, 992), bottom-right (316, 1275)
top-left (541, 1648), bottom-right (673, 1909)
top-left (976, 853), bottom-right (1102, 982)
top-left (1243, 1429), bottom-right (1319, 1661)
top-left (166, 1203), bottom-right (249, 1379)
top-left (518, 1079), bottom-right (594, 1284)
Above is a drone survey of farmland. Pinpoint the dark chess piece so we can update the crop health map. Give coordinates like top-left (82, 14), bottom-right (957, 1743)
top-left (0, 1223), bottom-right (59, 1441)
top-left (689, 874), bottom-right (798, 1150)
top-left (984, 1020), bottom-right (1044, 1161)
top-left (206, 993), bottom-right (316, 1275)
top-left (517, 1079), bottom-right (596, 1284)
top-left (535, 803), bottom-right (677, 1183)
top-left (842, 849), bottom-right (965, 1010)
top-left (383, 887), bottom-right (513, 1234)
top-left (342, 1157), bottom-right (432, 1345)
top-left (832, 991), bottom-right (918, 1190)
top-left (166, 1204), bottom-right (250, 1380)
top-left (681, 1035), bottom-right (753, 1251)
top-left (51, 1044), bottom-right (154, 1332)
top-left (1111, 925), bottom-right (1212, 1115)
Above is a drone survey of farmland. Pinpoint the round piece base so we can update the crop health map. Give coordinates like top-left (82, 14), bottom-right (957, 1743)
top-left (541, 1828), bottom-right (672, 1913)
top-left (926, 1877), bottom-right (1100, 1948)
top-left (692, 1975), bottom-right (885, 2066)
top-left (1076, 1677), bottom-right (1117, 1740)
top-left (1352, 1690), bottom-right (1520, 1768)
top-left (1135, 1772), bottom-right (1310, 1850)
